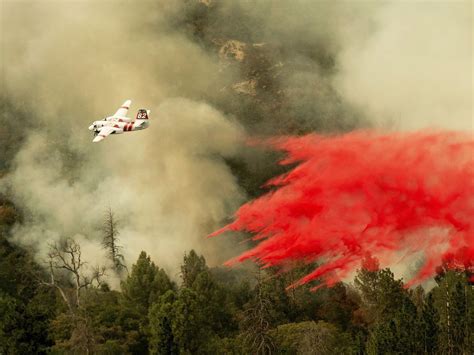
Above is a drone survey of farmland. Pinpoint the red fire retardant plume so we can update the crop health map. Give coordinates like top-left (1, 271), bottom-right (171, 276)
top-left (210, 131), bottom-right (474, 289)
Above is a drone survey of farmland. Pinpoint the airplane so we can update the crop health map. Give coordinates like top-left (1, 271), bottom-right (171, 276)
top-left (88, 100), bottom-right (150, 143)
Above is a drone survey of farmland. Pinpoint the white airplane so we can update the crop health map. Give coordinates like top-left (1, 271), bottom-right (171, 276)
top-left (88, 100), bottom-right (150, 143)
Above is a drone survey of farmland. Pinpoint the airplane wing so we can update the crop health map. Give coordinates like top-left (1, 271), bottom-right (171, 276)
top-left (93, 126), bottom-right (116, 143)
top-left (113, 99), bottom-right (131, 118)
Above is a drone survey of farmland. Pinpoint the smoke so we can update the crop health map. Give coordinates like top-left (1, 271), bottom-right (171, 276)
top-left (212, 132), bottom-right (474, 289)
top-left (1, 0), bottom-right (471, 285)
top-left (202, 1), bottom-right (374, 134)
top-left (0, 0), bottom-right (244, 278)
top-left (336, 1), bottom-right (472, 131)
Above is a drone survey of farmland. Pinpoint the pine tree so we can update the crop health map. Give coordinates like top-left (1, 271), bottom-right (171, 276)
top-left (101, 207), bottom-right (126, 274)
top-left (180, 250), bottom-right (236, 337)
top-left (180, 250), bottom-right (207, 288)
top-left (171, 288), bottom-right (208, 353)
top-left (121, 251), bottom-right (174, 312)
top-left (421, 292), bottom-right (439, 354)
top-left (355, 267), bottom-right (420, 354)
top-left (434, 270), bottom-right (471, 354)
top-left (355, 267), bottom-right (405, 323)
top-left (149, 290), bottom-right (178, 355)
top-left (240, 271), bottom-right (276, 355)
top-left (121, 252), bottom-right (175, 353)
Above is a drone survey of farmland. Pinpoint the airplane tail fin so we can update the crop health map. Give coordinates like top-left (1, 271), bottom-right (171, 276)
top-left (136, 109), bottom-right (149, 120)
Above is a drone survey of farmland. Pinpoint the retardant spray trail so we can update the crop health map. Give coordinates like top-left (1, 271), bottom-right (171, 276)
top-left (211, 131), bottom-right (474, 289)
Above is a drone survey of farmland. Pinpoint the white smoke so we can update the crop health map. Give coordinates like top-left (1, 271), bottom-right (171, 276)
top-left (336, 1), bottom-right (472, 131)
top-left (1, 0), bottom-right (245, 280)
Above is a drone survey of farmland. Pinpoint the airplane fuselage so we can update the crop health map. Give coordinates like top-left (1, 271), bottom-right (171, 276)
top-left (88, 117), bottom-right (148, 135)
top-left (89, 101), bottom-right (150, 142)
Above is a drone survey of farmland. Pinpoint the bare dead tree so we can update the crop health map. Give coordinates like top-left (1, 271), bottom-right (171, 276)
top-left (101, 207), bottom-right (126, 274)
top-left (39, 260), bottom-right (75, 313)
top-left (40, 238), bottom-right (106, 312)
top-left (240, 270), bottom-right (276, 355)
top-left (38, 238), bottom-right (105, 354)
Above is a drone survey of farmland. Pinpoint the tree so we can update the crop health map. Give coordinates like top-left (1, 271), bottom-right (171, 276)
top-left (180, 250), bottom-right (207, 288)
top-left (149, 290), bottom-right (178, 355)
top-left (420, 292), bottom-right (439, 354)
top-left (316, 282), bottom-right (359, 332)
top-left (79, 288), bottom-right (141, 353)
top-left (0, 233), bottom-right (56, 354)
top-left (149, 287), bottom-right (215, 354)
top-left (0, 293), bottom-right (24, 354)
top-left (149, 284), bottom-right (224, 354)
top-left (41, 238), bottom-right (105, 312)
top-left (189, 264), bottom-right (237, 337)
top-left (270, 321), bottom-right (355, 355)
top-left (149, 250), bottom-right (237, 354)
top-left (355, 267), bottom-right (406, 324)
top-left (121, 251), bottom-right (174, 311)
top-left (433, 270), bottom-right (473, 354)
top-left (42, 238), bottom-right (106, 354)
top-left (355, 267), bottom-right (421, 354)
top-left (120, 251), bottom-right (175, 353)
top-left (240, 271), bottom-right (276, 355)
top-left (101, 207), bottom-right (126, 274)
top-left (171, 288), bottom-right (208, 353)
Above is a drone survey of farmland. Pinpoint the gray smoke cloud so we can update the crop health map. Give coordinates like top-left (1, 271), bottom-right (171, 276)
top-left (1, 0), bottom-right (471, 285)
top-left (336, 1), bottom-right (472, 131)
top-left (1, 0), bottom-right (245, 280)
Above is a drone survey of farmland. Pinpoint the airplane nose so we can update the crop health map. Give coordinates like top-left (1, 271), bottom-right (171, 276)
top-left (88, 124), bottom-right (95, 131)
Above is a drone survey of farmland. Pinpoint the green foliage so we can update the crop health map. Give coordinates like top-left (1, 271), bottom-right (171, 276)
top-left (149, 286), bottom-right (217, 354)
top-left (0, 223), bottom-right (471, 355)
top-left (0, 235), bottom-right (39, 301)
top-left (316, 282), bottom-right (359, 331)
top-left (0, 293), bottom-right (23, 354)
top-left (365, 298), bottom-right (421, 354)
top-left (420, 292), bottom-right (439, 354)
top-left (355, 268), bottom-right (405, 324)
top-left (122, 251), bottom-right (175, 311)
top-left (270, 321), bottom-right (355, 355)
top-left (0, 233), bottom-right (56, 354)
top-left (0, 290), bottom-right (56, 354)
top-left (433, 270), bottom-right (473, 354)
top-left (149, 290), bottom-right (178, 355)
top-left (192, 267), bottom-right (237, 336)
top-left (171, 288), bottom-right (208, 353)
top-left (82, 289), bottom-right (142, 353)
top-left (150, 250), bottom-right (239, 354)
top-left (356, 267), bottom-right (423, 354)
top-left (120, 251), bottom-right (176, 353)
top-left (180, 249), bottom-right (208, 288)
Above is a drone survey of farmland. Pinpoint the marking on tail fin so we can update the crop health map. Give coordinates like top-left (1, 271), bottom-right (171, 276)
top-left (136, 109), bottom-right (148, 120)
